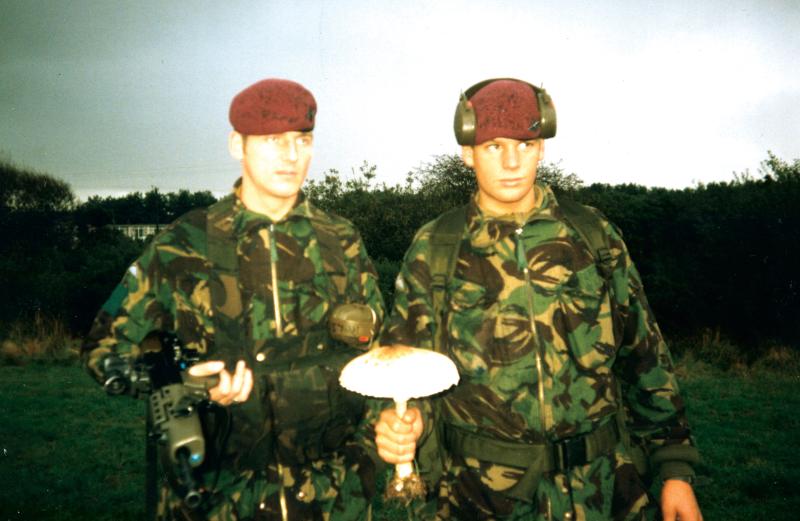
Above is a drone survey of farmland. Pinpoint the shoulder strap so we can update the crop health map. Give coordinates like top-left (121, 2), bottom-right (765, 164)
top-left (429, 205), bottom-right (468, 353)
top-left (205, 196), bottom-right (244, 355)
top-left (557, 199), bottom-right (645, 473)
top-left (557, 198), bottom-right (614, 280)
top-left (416, 205), bottom-right (467, 487)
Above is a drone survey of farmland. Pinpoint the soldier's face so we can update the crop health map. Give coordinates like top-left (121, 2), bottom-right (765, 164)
top-left (462, 137), bottom-right (544, 214)
top-left (230, 130), bottom-right (313, 205)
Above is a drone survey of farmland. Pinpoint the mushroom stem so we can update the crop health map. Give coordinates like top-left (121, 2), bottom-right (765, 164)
top-left (394, 398), bottom-right (414, 479)
top-left (395, 398), bottom-right (407, 418)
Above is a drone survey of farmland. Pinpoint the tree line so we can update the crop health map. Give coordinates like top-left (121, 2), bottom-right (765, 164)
top-left (1, 154), bottom-right (797, 352)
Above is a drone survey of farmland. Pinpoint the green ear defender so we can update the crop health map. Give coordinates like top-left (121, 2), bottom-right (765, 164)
top-left (453, 78), bottom-right (557, 145)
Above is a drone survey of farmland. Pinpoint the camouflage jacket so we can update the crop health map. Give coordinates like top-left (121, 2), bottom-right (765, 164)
top-left (380, 185), bottom-right (697, 515)
top-left (83, 187), bottom-right (385, 520)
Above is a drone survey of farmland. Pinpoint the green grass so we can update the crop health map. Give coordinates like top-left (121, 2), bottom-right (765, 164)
top-left (678, 358), bottom-right (800, 519)
top-left (0, 363), bottom-right (146, 520)
top-left (1, 360), bottom-right (798, 520)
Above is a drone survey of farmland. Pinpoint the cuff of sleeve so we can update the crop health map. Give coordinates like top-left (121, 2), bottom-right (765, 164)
top-left (659, 461), bottom-right (696, 481)
top-left (650, 444), bottom-right (700, 481)
top-left (665, 474), bottom-right (695, 485)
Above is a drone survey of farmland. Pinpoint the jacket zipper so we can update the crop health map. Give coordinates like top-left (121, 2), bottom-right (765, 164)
top-left (515, 227), bottom-right (550, 434)
top-left (267, 224), bottom-right (288, 521)
top-left (269, 224), bottom-right (283, 338)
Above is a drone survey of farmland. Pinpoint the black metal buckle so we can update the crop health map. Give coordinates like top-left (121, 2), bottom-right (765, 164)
top-left (553, 436), bottom-right (588, 471)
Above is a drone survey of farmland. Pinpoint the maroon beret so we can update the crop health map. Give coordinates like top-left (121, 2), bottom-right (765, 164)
top-left (471, 79), bottom-right (541, 144)
top-left (229, 79), bottom-right (316, 135)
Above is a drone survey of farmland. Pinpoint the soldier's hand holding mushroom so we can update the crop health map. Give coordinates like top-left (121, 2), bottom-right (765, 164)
top-left (340, 344), bottom-right (458, 502)
top-left (375, 405), bottom-right (423, 465)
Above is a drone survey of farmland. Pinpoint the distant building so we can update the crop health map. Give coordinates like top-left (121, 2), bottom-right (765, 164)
top-left (111, 224), bottom-right (160, 240)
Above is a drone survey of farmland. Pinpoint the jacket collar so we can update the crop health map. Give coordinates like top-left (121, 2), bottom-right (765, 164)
top-left (229, 178), bottom-right (314, 236)
top-left (467, 183), bottom-right (560, 250)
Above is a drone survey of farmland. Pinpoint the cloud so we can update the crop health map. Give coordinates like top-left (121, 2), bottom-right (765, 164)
top-left (1, 0), bottom-right (798, 195)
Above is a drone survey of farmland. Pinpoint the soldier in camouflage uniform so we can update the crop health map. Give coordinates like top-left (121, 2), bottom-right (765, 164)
top-left (82, 79), bottom-right (385, 520)
top-left (374, 79), bottom-right (702, 520)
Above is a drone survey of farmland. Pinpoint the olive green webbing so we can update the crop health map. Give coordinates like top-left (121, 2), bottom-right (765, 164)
top-left (556, 198), bottom-right (614, 279)
top-left (429, 205), bottom-right (469, 353)
top-left (444, 420), bottom-right (619, 501)
top-left (444, 421), bottom-right (619, 469)
top-left (415, 205), bottom-right (468, 485)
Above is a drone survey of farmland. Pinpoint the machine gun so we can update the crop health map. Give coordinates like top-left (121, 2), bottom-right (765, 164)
top-left (101, 333), bottom-right (217, 514)
top-left (96, 304), bottom-right (377, 519)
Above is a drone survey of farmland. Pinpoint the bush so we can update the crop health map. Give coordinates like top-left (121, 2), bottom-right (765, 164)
top-left (751, 345), bottom-right (800, 374)
top-left (0, 312), bottom-right (79, 365)
top-left (694, 339), bottom-right (747, 371)
top-left (373, 257), bottom-right (401, 310)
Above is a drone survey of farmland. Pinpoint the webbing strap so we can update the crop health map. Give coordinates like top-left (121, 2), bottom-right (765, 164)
top-left (417, 205), bottom-right (468, 485)
top-left (445, 420), bottom-right (620, 501)
top-left (557, 198), bottom-right (614, 280)
top-left (429, 205), bottom-right (468, 353)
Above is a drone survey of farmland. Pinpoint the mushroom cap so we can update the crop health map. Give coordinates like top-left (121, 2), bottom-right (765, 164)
top-left (339, 345), bottom-right (460, 400)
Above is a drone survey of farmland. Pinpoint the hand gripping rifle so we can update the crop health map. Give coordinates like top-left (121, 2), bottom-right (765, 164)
top-left (101, 333), bottom-right (218, 517)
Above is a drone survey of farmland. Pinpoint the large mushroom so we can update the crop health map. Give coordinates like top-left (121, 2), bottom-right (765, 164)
top-left (339, 345), bottom-right (459, 501)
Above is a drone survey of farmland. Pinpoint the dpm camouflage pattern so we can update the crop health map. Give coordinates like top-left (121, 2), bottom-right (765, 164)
top-left (83, 187), bottom-right (385, 521)
top-left (380, 184), bottom-right (698, 520)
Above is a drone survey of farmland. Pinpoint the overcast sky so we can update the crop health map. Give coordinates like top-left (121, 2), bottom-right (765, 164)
top-left (2, 0), bottom-right (798, 201)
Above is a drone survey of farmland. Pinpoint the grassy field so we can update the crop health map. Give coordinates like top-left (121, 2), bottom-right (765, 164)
top-left (0, 359), bottom-right (798, 520)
